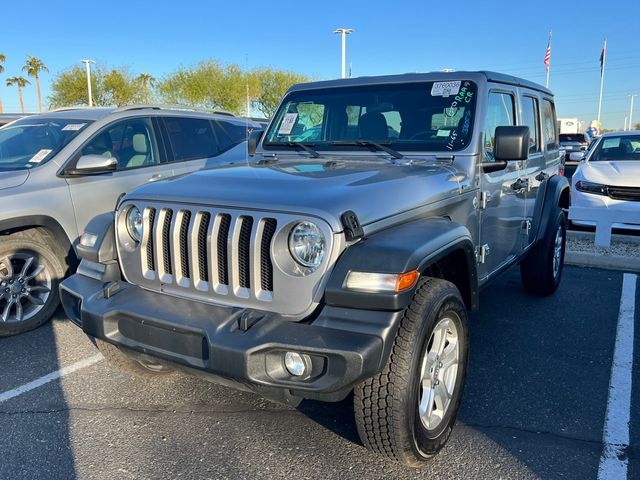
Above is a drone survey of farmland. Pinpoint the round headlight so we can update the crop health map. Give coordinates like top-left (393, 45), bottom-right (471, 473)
top-left (288, 221), bottom-right (326, 269)
top-left (125, 206), bottom-right (143, 242)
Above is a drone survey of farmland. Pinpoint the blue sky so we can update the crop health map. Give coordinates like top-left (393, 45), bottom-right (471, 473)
top-left (2, 0), bottom-right (639, 129)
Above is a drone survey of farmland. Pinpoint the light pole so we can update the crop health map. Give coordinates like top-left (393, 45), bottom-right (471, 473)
top-left (628, 94), bottom-right (637, 131)
top-left (81, 59), bottom-right (96, 107)
top-left (333, 28), bottom-right (353, 79)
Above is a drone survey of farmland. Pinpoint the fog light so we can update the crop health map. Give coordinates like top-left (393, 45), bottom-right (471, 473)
top-left (284, 352), bottom-right (308, 377)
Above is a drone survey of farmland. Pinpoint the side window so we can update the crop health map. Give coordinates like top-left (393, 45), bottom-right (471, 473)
top-left (521, 96), bottom-right (540, 154)
top-left (82, 117), bottom-right (159, 170)
top-left (542, 99), bottom-right (559, 150)
top-left (212, 120), bottom-right (248, 152)
top-left (163, 117), bottom-right (219, 162)
top-left (485, 92), bottom-right (516, 159)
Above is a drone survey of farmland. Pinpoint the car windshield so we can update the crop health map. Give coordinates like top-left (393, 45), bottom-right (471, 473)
top-left (0, 117), bottom-right (93, 171)
top-left (560, 134), bottom-right (587, 143)
top-left (264, 80), bottom-right (477, 154)
top-left (590, 135), bottom-right (640, 162)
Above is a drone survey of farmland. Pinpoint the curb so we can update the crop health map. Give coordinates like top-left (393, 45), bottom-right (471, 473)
top-left (565, 251), bottom-right (640, 273)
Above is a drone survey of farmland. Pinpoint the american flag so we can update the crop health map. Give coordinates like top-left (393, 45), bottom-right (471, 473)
top-left (599, 40), bottom-right (607, 76)
top-left (544, 37), bottom-right (551, 72)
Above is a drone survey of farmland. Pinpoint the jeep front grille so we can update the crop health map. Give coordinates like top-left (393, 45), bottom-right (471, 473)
top-left (140, 206), bottom-right (277, 298)
top-left (117, 201), bottom-right (340, 316)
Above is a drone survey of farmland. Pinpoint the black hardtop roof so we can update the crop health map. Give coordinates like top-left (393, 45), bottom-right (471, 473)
top-left (287, 71), bottom-right (552, 96)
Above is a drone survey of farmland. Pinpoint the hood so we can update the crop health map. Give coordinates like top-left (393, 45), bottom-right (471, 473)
top-left (583, 161), bottom-right (640, 187)
top-left (125, 159), bottom-right (463, 232)
top-left (0, 169), bottom-right (30, 191)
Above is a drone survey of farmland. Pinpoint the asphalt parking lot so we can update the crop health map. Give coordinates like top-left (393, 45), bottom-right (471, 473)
top-left (0, 265), bottom-right (637, 480)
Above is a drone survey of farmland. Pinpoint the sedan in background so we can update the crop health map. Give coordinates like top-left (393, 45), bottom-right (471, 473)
top-left (571, 131), bottom-right (640, 231)
top-left (561, 132), bottom-right (591, 163)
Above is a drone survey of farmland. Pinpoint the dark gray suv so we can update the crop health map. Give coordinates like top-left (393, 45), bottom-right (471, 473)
top-left (0, 106), bottom-right (259, 336)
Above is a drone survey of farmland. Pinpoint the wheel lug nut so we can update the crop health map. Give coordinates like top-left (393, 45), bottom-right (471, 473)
top-left (439, 362), bottom-right (443, 368)
top-left (4, 288), bottom-right (8, 293)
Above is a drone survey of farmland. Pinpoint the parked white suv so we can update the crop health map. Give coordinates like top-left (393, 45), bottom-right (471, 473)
top-left (0, 106), bottom-right (260, 336)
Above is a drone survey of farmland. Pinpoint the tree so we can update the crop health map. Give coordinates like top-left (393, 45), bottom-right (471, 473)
top-left (634, 122), bottom-right (640, 130)
top-left (22, 56), bottom-right (48, 112)
top-left (6, 76), bottom-right (30, 113)
top-left (49, 65), bottom-right (141, 108)
top-left (253, 68), bottom-right (310, 118)
top-left (0, 53), bottom-right (5, 113)
top-left (136, 73), bottom-right (156, 103)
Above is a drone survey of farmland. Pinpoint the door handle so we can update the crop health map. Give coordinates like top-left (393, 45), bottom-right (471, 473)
top-left (511, 178), bottom-right (529, 191)
top-left (535, 171), bottom-right (549, 182)
top-left (149, 174), bottom-right (166, 182)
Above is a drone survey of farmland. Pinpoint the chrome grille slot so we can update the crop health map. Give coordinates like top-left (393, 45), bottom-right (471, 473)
top-left (607, 186), bottom-right (640, 202)
top-left (217, 214), bottom-right (231, 286)
top-left (260, 219), bottom-right (277, 292)
top-left (197, 213), bottom-right (210, 282)
top-left (161, 209), bottom-right (173, 276)
top-left (238, 216), bottom-right (254, 289)
top-left (145, 208), bottom-right (156, 272)
top-left (179, 211), bottom-right (191, 279)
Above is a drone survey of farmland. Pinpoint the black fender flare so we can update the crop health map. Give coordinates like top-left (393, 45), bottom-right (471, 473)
top-left (325, 217), bottom-right (478, 311)
top-left (530, 174), bottom-right (570, 244)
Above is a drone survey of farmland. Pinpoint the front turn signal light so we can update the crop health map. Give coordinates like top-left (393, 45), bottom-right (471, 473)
top-left (345, 270), bottom-right (420, 293)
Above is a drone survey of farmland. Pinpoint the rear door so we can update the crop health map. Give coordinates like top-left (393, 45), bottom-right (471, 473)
top-left (478, 88), bottom-right (526, 279)
top-left (65, 116), bottom-right (171, 234)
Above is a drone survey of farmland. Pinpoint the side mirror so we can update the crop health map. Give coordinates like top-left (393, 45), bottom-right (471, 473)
top-left (569, 151), bottom-right (585, 162)
top-left (247, 129), bottom-right (264, 156)
top-left (480, 126), bottom-right (530, 173)
top-left (68, 154), bottom-right (117, 176)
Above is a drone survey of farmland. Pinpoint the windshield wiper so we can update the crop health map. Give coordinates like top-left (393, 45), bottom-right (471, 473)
top-left (330, 141), bottom-right (404, 159)
top-left (267, 141), bottom-right (320, 158)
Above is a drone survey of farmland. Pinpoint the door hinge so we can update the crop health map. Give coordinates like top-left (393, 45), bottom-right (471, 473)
top-left (480, 191), bottom-right (490, 209)
top-left (476, 244), bottom-right (490, 264)
top-left (522, 220), bottom-right (532, 234)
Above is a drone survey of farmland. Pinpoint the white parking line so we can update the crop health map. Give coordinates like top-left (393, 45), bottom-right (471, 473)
top-left (0, 353), bottom-right (103, 404)
top-left (598, 273), bottom-right (637, 480)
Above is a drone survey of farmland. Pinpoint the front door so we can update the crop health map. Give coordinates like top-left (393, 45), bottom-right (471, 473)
top-left (65, 116), bottom-right (173, 236)
top-left (479, 89), bottom-right (526, 279)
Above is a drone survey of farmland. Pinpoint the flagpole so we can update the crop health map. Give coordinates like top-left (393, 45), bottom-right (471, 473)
top-left (546, 30), bottom-right (552, 88)
top-left (597, 39), bottom-right (607, 126)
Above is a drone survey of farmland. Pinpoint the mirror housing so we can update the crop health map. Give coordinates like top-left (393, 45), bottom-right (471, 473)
top-left (480, 126), bottom-right (530, 173)
top-left (569, 151), bottom-right (585, 162)
top-left (67, 154), bottom-right (117, 176)
top-left (248, 129), bottom-right (264, 156)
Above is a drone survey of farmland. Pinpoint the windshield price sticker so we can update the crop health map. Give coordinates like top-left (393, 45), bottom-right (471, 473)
top-left (431, 81), bottom-right (461, 97)
top-left (278, 113), bottom-right (298, 135)
top-left (62, 123), bottom-right (86, 131)
top-left (29, 149), bottom-right (52, 163)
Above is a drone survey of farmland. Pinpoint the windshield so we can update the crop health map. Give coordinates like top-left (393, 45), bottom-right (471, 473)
top-left (560, 134), bottom-right (587, 143)
top-left (590, 135), bottom-right (640, 162)
top-left (264, 80), bottom-right (477, 153)
top-left (0, 117), bottom-right (93, 171)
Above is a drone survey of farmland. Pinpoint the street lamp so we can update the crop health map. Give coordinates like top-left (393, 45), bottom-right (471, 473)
top-left (333, 28), bottom-right (353, 79)
top-left (628, 94), bottom-right (637, 131)
top-left (81, 59), bottom-right (96, 107)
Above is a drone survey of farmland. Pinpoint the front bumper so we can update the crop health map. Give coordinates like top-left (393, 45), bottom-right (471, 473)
top-left (60, 268), bottom-right (402, 404)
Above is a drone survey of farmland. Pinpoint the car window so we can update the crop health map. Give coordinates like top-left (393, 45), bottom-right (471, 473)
top-left (542, 100), bottom-right (558, 150)
top-left (82, 117), bottom-right (159, 170)
top-left (590, 134), bottom-right (640, 161)
top-left (485, 92), bottom-right (515, 160)
top-left (212, 120), bottom-right (250, 151)
top-left (521, 96), bottom-right (540, 154)
top-left (163, 117), bottom-right (219, 161)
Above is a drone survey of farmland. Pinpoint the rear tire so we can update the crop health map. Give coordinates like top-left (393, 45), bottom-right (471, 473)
top-left (521, 209), bottom-right (566, 296)
top-left (354, 278), bottom-right (469, 466)
top-left (0, 237), bottom-right (65, 337)
top-left (96, 339), bottom-right (175, 377)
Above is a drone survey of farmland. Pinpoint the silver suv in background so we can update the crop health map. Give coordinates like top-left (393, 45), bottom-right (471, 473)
top-left (0, 106), bottom-right (260, 336)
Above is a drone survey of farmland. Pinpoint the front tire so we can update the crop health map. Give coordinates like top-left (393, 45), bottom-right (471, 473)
top-left (0, 237), bottom-right (65, 337)
top-left (521, 209), bottom-right (566, 296)
top-left (354, 278), bottom-right (469, 466)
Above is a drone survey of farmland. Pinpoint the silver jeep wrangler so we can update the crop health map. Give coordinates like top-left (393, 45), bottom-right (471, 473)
top-left (61, 71), bottom-right (569, 466)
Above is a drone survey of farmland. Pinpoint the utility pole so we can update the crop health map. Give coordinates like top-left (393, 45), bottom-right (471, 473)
top-left (629, 94), bottom-right (637, 131)
top-left (597, 39), bottom-right (607, 127)
top-left (81, 59), bottom-right (96, 107)
top-left (624, 116), bottom-right (628, 131)
top-left (333, 28), bottom-right (353, 79)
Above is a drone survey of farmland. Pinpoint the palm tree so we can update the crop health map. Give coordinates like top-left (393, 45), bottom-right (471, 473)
top-left (137, 72), bottom-right (156, 103)
top-left (0, 53), bottom-right (5, 113)
top-left (23, 56), bottom-right (48, 112)
top-left (6, 76), bottom-right (30, 113)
